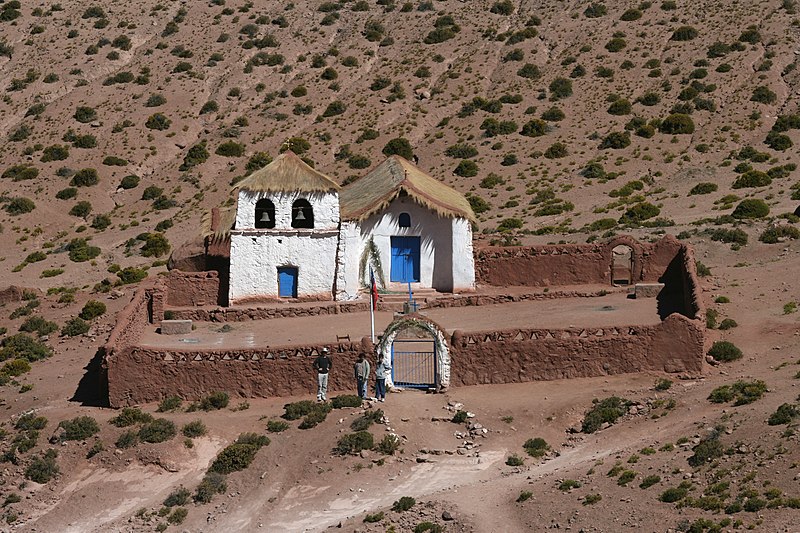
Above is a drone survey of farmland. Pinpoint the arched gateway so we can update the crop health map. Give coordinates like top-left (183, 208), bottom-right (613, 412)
top-left (376, 314), bottom-right (450, 391)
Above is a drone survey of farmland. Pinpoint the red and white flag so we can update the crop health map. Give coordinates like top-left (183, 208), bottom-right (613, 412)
top-left (370, 268), bottom-right (379, 311)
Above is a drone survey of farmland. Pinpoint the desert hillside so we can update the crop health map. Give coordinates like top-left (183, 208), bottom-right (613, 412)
top-left (0, 0), bottom-right (799, 531)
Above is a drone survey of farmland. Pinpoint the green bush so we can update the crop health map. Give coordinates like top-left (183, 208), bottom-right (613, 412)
top-left (517, 491), bottom-right (533, 502)
top-left (350, 410), bottom-right (383, 432)
top-left (639, 475), bottom-right (661, 489)
top-left (215, 141), bottom-right (245, 157)
top-left (180, 142), bottom-right (210, 171)
top-left (298, 404), bottom-right (332, 429)
top-left (331, 395), bottom-right (364, 409)
top-left (102, 156), bottom-right (128, 167)
top-left (581, 397), bottom-right (630, 433)
top-left (194, 472), bottom-right (227, 503)
top-left (688, 436), bottom-right (723, 467)
top-left (24, 450), bottom-right (59, 483)
top-left (733, 170), bottom-right (771, 189)
top-left (660, 486), bottom-right (689, 503)
top-left (523, 437), bottom-right (550, 457)
top-left (164, 487), bottom-right (191, 507)
top-left (69, 201), bottom-right (93, 218)
top-left (382, 138), bottom-right (414, 160)
top-left (718, 318), bottom-right (738, 330)
top-left (145, 113), bottom-right (171, 131)
top-left (520, 119), bottom-right (547, 137)
top-left (266, 420), bottom-right (289, 433)
top-left (751, 86), bottom-right (777, 104)
top-left (2, 359), bottom-right (31, 377)
top-left (392, 496), bottom-right (416, 512)
top-left (619, 202), bottom-right (660, 224)
top-left (654, 378), bottom-right (673, 391)
top-left (376, 434), bottom-right (401, 455)
top-left (689, 182), bottom-right (718, 195)
top-left (199, 391), bottom-right (229, 411)
top-left (759, 225), bottom-right (800, 244)
top-left (549, 77), bottom-right (573, 99)
top-left (79, 300), bottom-right (106, 320)
top-left (141, 233), bottom-right (170, 257)
top-left (6, 197), bottom-right (35, 215)
top-left (707, 341), bottom-right (742, 362)
top-left (61, 317), bottom-right (90, 337)
top-left (506, 454), bottom-right (524, 466)
top-left (2, 164), bottom-right (38, 181)
top-left (282, 400), bottom-right (316, 420)
top-left (321, 101), bottom-right (346, 118)
top-left (157, 396), bottom-right (182, 412)
top-left (445, 143), bottom-right (478, 158)
top-left (182, 420), bottom-right (207, 438)
top-left (583, 3), bottom-right (607, 18)
top-left (116, 267), bottom-right (147, 284)
top-left (600, 131), bottom-right (631, 149)
top-left (0, 334), bottom-right (52, 362)
top-left (617, 470), bottom-right (637, 486)
top-left (138, 419), bottom-right (177, 443)
top-left (58, 416), bottom-right (100, 441)
top-left (334, 431), bottom-right (374, 455)
top-left (659, 114), bottom-right (695, 134)
top-left (413, 522), bottom-right (444, 533)
top-left (767, 403), bottom-right (799, 425)
top-left (74, 106), bottom-right (97, 123)
top-left (110, 407), bottom-right (153, 428)
top-left (15, 413), bottom-right (47, 431)
top-left (709, 380), bottom-right (767, 406)
top-left (19, 316), bottom-right (58, 336)
top-left (363, 511), bottom-right (384, 523)
top-left (67, 238), bottom-right (101, 262)
top-left (454, 159), bottom-right (478, 177)
top-left (210, 444), bottom-right (258, 475)
top-left (670, 26), bottom-right (698, 41)
top-left (168, 507), bottom-right (188, 525)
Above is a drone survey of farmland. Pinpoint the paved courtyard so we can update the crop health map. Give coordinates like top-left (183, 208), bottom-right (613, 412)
top-left (140, 291), bottom-right (661, 349)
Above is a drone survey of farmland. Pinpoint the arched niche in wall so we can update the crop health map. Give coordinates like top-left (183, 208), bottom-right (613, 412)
top-left (291, 198), bottom-right (314, 229)
top-left (255, 198), bottom-right (276, 229)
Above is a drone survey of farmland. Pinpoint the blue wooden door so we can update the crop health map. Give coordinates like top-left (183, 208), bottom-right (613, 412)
top-left (278, 267), bottom-right (298, 298)
top-left (390, 236), bottom-right (420, 282)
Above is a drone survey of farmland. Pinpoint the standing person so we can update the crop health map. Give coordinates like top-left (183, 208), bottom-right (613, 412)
top-left (354, 353), bottom-right (370, 400)
top-left (313, 348), bottom-right (332, 401)
top-left (374, 353), bottom-right (390, 402)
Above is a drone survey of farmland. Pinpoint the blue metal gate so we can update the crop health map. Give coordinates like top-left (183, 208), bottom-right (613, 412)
top-left (391, 339), bottom-right (436, 389)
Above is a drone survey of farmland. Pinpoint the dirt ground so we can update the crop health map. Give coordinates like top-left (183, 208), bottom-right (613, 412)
top-left (0, 236), bottom-right (797, 532)
top-left (141, 290), bottom-right (657, 349)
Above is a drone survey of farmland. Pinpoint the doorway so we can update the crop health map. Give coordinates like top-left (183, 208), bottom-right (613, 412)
top-left (390, 236), bottom-right (421, 283)
top-left (391, 329), bottom-right (436, 389)
top-left (611, 245), bottom-right (633, 285)
top-left (277, 267), bottom-right (298, 298)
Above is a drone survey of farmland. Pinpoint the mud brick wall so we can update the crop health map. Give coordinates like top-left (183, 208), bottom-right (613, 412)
top-left (475, 243), bottom-right (610, 287)
top-left (106, 338), bottom-right (374, 407)
top-left (426, 288), bottom-right (613, 309)
top-left (163, 270), bottom-right (221, 307)
top-left (679, 244), bottom-right (704, 319)
top-left (169, 300), bottom-right (372, 322)
top-left (449, 313), bottom-right (704, 387)
top-left (475, 235), bottom-right (685, 288)
top-left (103, 286), bottom-right (151, 356)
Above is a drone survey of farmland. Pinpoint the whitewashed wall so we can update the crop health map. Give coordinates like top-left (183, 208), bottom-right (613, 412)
top-left (452, 217), bottom-right (475, 290)
top-left (229, 189), bottom-right (340, 303)
top-left (336, 197), bottom-right (475, 298)
top-left (235, 190), bottom-right (339, 230)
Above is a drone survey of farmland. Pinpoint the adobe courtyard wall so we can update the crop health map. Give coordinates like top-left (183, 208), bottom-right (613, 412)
top-left (106, 339), bottom-right (373, 407)
top-left (449, 313), bottom-right (704, 387)
top-left (103, 235), bottom-right (706, 407)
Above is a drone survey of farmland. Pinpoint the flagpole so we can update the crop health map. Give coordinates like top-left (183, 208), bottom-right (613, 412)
top-left (370, 290), bottom-right (375, 343)
top-left (369, 269), bottom-right (376, 343)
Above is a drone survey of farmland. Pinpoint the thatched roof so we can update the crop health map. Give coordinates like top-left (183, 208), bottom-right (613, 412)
top-left (235, 151), bottom-right (339, 194)
top-left (200, 205), bottom-right (236, 241)
top-left (339, 156), bottom-right (475, 222)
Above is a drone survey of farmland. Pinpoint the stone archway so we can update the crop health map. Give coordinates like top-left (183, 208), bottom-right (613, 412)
top-left (377, 314), bottom-right (450, 390)
top-left (604, 236), bottom-right (644, 284)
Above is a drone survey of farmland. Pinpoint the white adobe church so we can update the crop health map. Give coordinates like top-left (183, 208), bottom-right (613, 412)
top-left (226, 151), bottom-right (476, 304)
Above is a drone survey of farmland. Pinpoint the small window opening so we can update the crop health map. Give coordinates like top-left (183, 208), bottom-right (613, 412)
top-left (398, 212), bottom-right (411, 228)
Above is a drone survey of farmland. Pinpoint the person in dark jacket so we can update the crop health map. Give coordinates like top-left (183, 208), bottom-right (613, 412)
top-left (313, 348), bottom-right (332, 401)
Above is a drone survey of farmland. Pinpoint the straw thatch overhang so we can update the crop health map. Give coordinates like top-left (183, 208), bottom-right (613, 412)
top-left (339, 156), bottom-right (476, 223)
top-left (235, 151), bottom-right (339, 194)
top-left (201, 205), bottom-right (236, 242)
